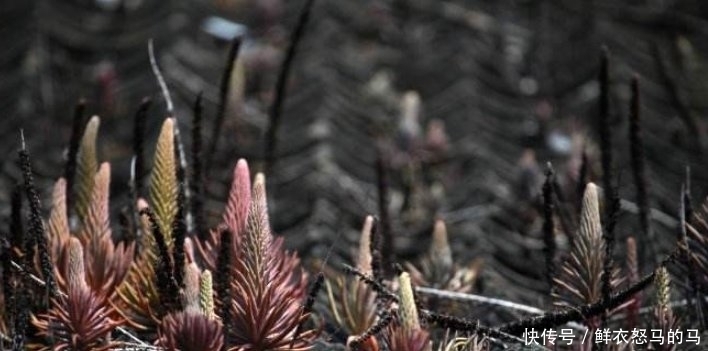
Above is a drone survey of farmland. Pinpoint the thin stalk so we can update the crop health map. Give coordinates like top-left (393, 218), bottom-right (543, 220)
top-left (206, 38), bottom-right (242, 170)
top-left (629, 75), bottom-right (657, 267)
top-left (190, 93), bottom-right (206, 239)
top-left (65, 99), bottom-right (87, 215)
top-left (375, 149), bottom-right (393, 277)
top-left (132, 97), bottom-right (151, 198)
top-left (542, 163), bottom-right (556, 296)
top-left (264, 0), bottom-right (316, 173)
top-left (598, 48), bottom-right (614, 213)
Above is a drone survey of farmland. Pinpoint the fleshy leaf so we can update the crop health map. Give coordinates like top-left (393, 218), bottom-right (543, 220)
top-left (194, 159), bottom-right (251, 272)
top-left (149, 117), bottom-right (178, 242)
top-left (74, 116), bottom-right (100, 224)
top-left (223, 159), bottom-right (252, 241)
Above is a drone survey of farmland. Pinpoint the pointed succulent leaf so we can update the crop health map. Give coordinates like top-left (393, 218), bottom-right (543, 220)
top-left (357, 216), bottom-right (374, 274)
top-left (67, 237), bottom-right (87, 291)
top-left (554, 183), bottom-right (620, 309)
top-left (149, 118), bottom-right (178, 242)
top-left (183, 262), bottom-right (201, 314)
top-left (398, 272), bottom-right (420, 332)
top-left (200, 270), bottom-right (215, 320)
top-left (223, 159), bottom-right (252, 240)
top-left (74, 116), bottom-right (100, 224)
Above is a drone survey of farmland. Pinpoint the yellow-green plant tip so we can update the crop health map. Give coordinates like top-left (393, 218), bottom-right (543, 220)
top-left (655, 267), bottom-right (671, 310)
top-left (149, 117), bottom-right (178, 242)
top-left (398, 272), bottom-right (420, 332)
top-left (200, 270), bottom-right (215, 320)
top-left (75, 115), bottom-right (100, 223)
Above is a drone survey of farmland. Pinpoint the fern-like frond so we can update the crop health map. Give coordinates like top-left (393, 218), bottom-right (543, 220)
top-left (74, 116), bottom-right (100, 224)
top-left (149, 117), bottom-right (178, 242)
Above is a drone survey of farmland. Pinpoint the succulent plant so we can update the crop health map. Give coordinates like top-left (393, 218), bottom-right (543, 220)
top-left (324, 216), bottom-right (379, 340)
top-left (384, 272), bottom-right (431, 351)
top-left (553, 183), bottom-right (623, 328)
top-left (406, 219), bottom-right (482, 293)
top-left (29, 237), bottom-right (123, 351)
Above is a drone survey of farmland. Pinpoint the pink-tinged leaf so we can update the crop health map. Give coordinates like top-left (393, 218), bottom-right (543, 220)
top-left (79, 162), bottom-right (111, 244)
top-left (195, 159), bottom-right (252, 272)
top-left (243, 173), bottom-right (271, 283)
top-left (48, 178), bottom-right (70, 245)
top-left (48, 178), bottom-right (71, 286)
top-left (223, 158), bottom-right (252, 241)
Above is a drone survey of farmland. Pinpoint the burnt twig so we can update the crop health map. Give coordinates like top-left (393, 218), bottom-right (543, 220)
top-left (264, 0), bottom-right (316, 172)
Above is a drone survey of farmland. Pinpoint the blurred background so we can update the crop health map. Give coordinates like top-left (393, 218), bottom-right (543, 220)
top-left (3, 0), bottom-right (708, 313)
